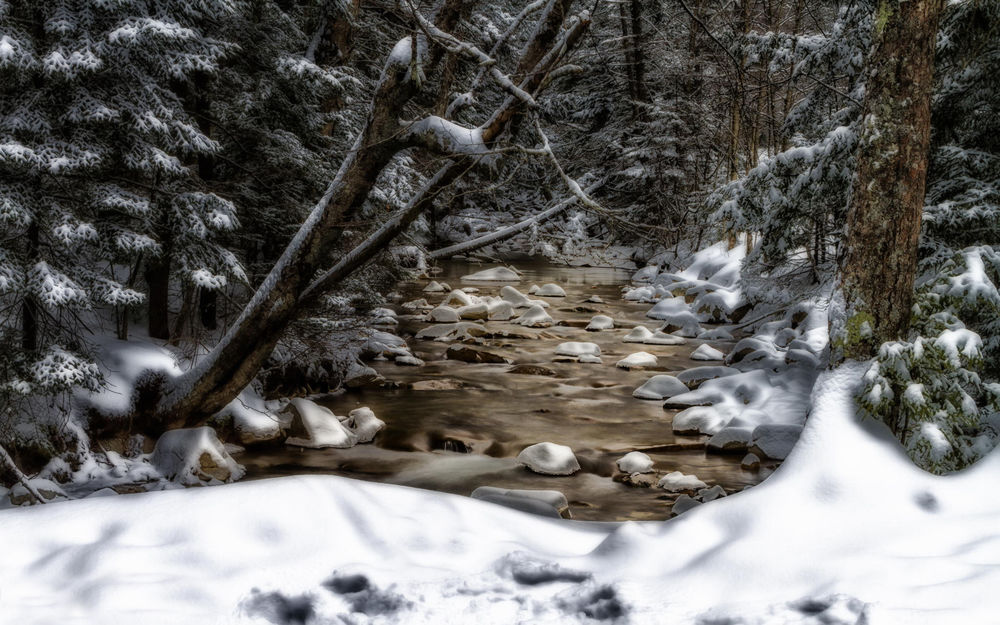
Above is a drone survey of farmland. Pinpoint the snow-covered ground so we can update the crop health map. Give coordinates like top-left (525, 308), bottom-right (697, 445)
top-left (1, 364), bottom-right (998, 624)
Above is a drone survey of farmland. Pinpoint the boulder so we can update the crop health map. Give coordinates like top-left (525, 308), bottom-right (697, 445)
top-left (423, 280), bottom-right (446, 292)
top-left (284, 399), bottom-right (359, 449)
top-left (487, 301), bottom-right (515, 321)
top-left (443, 290), bottom-right (474, 307)
top-left (697, 485), bottom-right (727, 502)
top-left (516, 442), bottom-right (580, 476)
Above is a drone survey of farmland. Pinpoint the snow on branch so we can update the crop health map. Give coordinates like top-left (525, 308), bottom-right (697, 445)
top-left (401, 116), bottom-right (488, 156)
top-left (406, 2), bottom-right (537, 109)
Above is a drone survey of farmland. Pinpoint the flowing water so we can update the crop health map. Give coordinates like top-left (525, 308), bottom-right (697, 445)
top-left (241, 259), bottom-right (774, 521)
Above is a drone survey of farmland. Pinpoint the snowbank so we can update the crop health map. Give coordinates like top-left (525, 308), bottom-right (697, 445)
top-left (2, 366), bottom-right (1000, 624)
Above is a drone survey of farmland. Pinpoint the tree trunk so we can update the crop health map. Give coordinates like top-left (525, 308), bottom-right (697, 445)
top-left (837, 0), bottom-right (943, 359)
top-left (145, 254), bottom-right (171, 341)
top-left (21, 223), bottom-right (39, 351)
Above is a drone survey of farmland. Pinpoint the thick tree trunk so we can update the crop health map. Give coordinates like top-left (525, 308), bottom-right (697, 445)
top-left (145, 254), bottom-right (171, 341)
top-left (21, 222), bottom-right (39, 351)
top-left (837, 0), bottom-right (943, 358)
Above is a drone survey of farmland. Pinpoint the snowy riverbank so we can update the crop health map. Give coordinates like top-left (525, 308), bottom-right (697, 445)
top-left (2, 364), bottom-right (999, 624)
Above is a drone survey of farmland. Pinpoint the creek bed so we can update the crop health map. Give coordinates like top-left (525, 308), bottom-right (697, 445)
top-left (240, 259), bottom-right (774, 521)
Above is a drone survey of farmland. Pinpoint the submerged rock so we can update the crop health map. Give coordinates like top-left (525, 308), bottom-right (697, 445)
top-left (670, 494), bottom-right (703, 517)
top-left (517, 442), bottom-right (581, 476)
top-left (741, 452), bottom-right (761, 471)
top-left (445, 345), bottom-right (511, 364)
top-left (507, 364), bottom-right (557, 376)
top-left (676, 365), bottom-right (740, 389)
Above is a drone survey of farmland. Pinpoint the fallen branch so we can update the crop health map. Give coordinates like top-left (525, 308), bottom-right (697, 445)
top-left (0, 443), bottom-right (45, 505)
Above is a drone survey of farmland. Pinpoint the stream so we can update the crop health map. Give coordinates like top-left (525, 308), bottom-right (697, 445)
top-left (241, 259), bottom-right (774, 521)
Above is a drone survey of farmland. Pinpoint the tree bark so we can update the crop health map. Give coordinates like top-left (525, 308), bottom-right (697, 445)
top-left (837, 0), bottom-right (944, 358)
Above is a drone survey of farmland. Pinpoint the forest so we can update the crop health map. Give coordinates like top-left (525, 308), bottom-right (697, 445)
top-left (0, 0), bottom-right (998, 623)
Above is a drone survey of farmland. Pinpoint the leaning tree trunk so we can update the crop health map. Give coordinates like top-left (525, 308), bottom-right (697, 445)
top-left (837, 0), bottom-right (944, 359)
top-left (147, 0), bottom-right (587, 431)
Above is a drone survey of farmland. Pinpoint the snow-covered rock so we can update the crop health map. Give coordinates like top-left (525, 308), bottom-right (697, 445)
top-left (429, 306), bottom-right (461, 323)
top-left (657, 471), bottom-right (707, 492)
top-left (395, 355), bottom-right (425, 366)
top-left (516, 443), bottom-right (580, 476)
top-left (633, 375), bottom-right (688, 400)
top-left (151, 427), bottom-right (246, 484)
top-left (697, 327), bottom-right (735, 341)
top-left (616, 352), bottom-right (658, 370)
top-left (676, 365), bottom-right (740, 389)
top-left (646, 298), bottom-right (702, 336)
top-left (623, 326), bottom-right (654, 343)
top-left (487, 301), bottom-right (514, 321)
top-left (345, 407), bottom-right (385, 444)
top-left (749, 424), bottom-right (804, 460)
top-left (706, 426), bottom-right (754, 453)
top-left (577, 354), bottom-right (602, 364)
top-left (534, 283), bottom-right (566, 297)
top-left (691, 344), bottom-right (725, 361)
top-left (554, 342), bottom-right (601, 357)
top-left (284, 399), bottom-right (359, 449)
top-left (423, 280), bottom-right (446, 292)
top-left (471, 487), bottom-right (569, 519)
top-left (402, 298), bottom-right (432, 311)
top-left (343, 362), bottom-right (385, 388)
top-left (444, 290), bottom-right (474, 307)
top-left (671, 406), bottom-right (731, 436)
top-left (632, 265), bottom-right (659, 283)
top-left (643, 331), bottom-right (686, 345)
top-left (586, 295), bottom-right (604, 303)
top-left (585, 315), bottom-right (614, 331)
top-left (218, 389), bottom-right (284, 446)
top-left (513, 304), bottom-right (553, 328)
top-left (500, 285), bottom-right (532, 308)
top-left (415, 322), bottom-right (489, 341)
top-left (462, 267), bottom-right (520, 281)
top-left (616, 452), bottom-right (654, 474)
